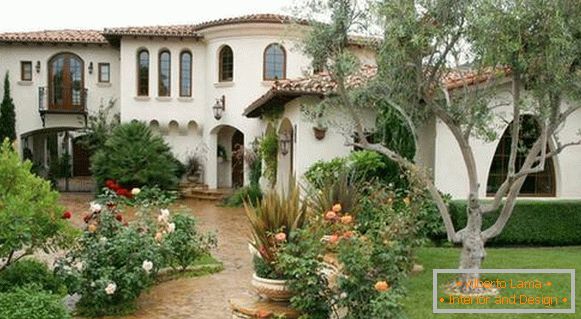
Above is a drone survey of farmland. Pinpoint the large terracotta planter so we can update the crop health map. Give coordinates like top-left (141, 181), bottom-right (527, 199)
top-left (251, 273), bottom-right (293, 302)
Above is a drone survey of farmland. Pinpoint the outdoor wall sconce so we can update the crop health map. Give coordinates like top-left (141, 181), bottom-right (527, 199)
top-left (279, 131), bottom-right (291, 156)
top-left (35, 61), bottom-right (41, 73)
top-left (213, 95), bottom-right (226, 120)
top-left (88, 62), bottom-right (94, 74)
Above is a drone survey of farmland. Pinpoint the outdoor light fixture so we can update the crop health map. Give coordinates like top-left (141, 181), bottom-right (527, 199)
top-left (279, 131), bottom-right (291, 156)
top-left (213, 95), bottom-right (226, 120)
top-left (35, 61), bottom-right (41, 73)
top-left (88, 62), bottom-right (94, 74)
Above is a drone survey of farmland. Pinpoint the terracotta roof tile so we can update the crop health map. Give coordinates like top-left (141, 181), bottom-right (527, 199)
top-left (0, 29), bottom-right (107, 44)
top-left (244, 65), bottom-right (508, 117)
top-left (192, 13), bottom-right (309, 31)
top-left (102, 24), bottom-right (199, 38)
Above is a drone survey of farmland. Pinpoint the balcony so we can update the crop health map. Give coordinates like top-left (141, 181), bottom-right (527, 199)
top-left (39, 86), bottom-right (88, 127)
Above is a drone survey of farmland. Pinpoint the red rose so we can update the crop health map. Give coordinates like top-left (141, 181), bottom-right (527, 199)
top-left (115, 213), bottom-right (123, 222)
top-left (62, 211), bottom-right (72, 219)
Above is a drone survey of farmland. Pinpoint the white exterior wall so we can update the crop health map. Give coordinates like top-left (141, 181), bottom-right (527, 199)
top-left (434, 86), bottom-right (581, 199)
top-left (0, 44), bottom-right (120, 140)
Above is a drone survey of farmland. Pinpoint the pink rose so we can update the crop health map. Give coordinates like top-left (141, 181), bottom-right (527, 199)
top-left (274, 232), bottom-right (286, 242)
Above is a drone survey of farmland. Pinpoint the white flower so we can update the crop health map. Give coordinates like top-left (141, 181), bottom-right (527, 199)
top-left (158, 209), bottom-right (170, 223)
top-left (167, 223), bottom-right (176, 234)
top-left (131, 188), bottom-right (141, 196)
top-left (105, 282), bottom-right (117, 295)
top-left (99, 237), bottom-right (108, 244)
top-left (90, 281), bottom-right (96, 287)
top-left (90, 202), bottom-right (102, 213)
top-left (75, 262), bottom-right (84, 271)
top-left (340, 292), bottom-right (348, 299)
top-left (142, 260), bottom-right (153, 273)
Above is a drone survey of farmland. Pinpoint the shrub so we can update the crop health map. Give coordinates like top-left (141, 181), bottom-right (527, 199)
top-left (0, 259), bottom-right (66, 295)
top-left (259, 130), bottom-right (278, 187)
top-left (91, 121), bottom-right (179, 190)
top-left (304, 157), bottom-right (347, 190)
top-left (245, 180), bottom-right (306, 279)
top-left (0, 72), bottom-right (16, 142)
top-left (448, 200), bottom-right (581, 246)
top-left (77, 99), bottom-right (119, 155)
top-left (0, 287), bottom-right (71, 319)
top-left (161, 214), bottom-right (217, 271)
top-left (222, 184), bottom-right (263, 207)
top-left (55, 206), bottom-right (162, 317)
top-left (0, 140), bottom-right (75, 269)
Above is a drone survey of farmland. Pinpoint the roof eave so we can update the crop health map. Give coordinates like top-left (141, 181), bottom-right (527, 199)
top-left (243, 89), bottom-right (324, 118)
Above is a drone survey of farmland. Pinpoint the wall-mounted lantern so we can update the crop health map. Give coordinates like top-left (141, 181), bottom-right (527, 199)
top-left (35, 61), bottom-right (41, 73)
top-left (88, 62), bottom-right (94, 74)
top-left (213, 95), bottom-right (226, 120)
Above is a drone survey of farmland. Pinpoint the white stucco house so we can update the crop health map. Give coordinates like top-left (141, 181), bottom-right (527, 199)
top-left (0, 14), bottom-right (579, 199)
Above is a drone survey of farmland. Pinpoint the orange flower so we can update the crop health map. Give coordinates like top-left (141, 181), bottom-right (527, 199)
top-left (342, 231), bottom-right (354, 239)
top-left (328, 234), bottom-right (340, 244)
top-left (374, 281), bottom-right (390, 292)
top-left (332, 203), bottom-right (342, 213)
top-left (257, 309), bottom-right (272, 318)
top-left (87, 224), bottom-right (97, 233)
top-left (387, 197), bottom-right (393, 205)
top-left (340, 215), bottom-right (353, 225)
top-left (403, 197), bottom-right (411, 206)
top-left (155, 232), bottom-right (163, 242)
top-left (325, 211), bottom-right (337, 221)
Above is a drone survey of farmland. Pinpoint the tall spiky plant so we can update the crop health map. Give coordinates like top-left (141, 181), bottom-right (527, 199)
top-left (244, 179), bottom-right (306, 268)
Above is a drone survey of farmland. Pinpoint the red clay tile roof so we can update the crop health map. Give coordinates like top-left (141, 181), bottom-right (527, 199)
top-left (102, 24), bottom-right (199, 38)
top-left (0, 29), bottom-right (107, 44)
top-left (192, 13), bottom-right (310, 31)
top-left (243, 65), bottom-right (508, 117)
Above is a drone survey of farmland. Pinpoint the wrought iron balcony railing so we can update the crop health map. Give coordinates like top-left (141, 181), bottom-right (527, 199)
top-left (39, 86), bottom-right (88, 127)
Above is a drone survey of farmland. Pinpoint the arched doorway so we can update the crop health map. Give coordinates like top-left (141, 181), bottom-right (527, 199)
top-left (48, 52), bottom-right (84, 111)
top-left (486, 115), bottom-right (556, 197)
top-left (213, 125), bottom-right (244, 189)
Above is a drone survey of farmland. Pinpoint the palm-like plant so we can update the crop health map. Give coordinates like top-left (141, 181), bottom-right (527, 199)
top-left (244, 179), bottom-right (306, 272)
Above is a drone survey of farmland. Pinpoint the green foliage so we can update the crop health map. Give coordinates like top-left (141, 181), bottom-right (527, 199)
top-left (278, 183), bottom-right (417, 319)
top-left (91, 121), bottom-right (179, 190)
top-left (0, 259), bottom-right (66, 295)
top-left (77, 99), bottom-right (120, 155)
top-left (247, 138), bottom-right (262, 186)
top-left (304, 157), bottom-right (347, 189)
top-left (217, 144), bottom-right (228, 161)
top-left (259, 130), bottom-right (278, 187)
top-left (0, 287), bottom-right (71, 319)
top-left (0, 140), bottom-right (75, 268)
top-left (0, 72), bottom-right (16, 142)
top-left (222, 184), bottom-right (263, 208)
top-left (448, 200), bottom-right (581, 246)
top-left (161, 214), bottom-right (217, 271)
top-left (244, 180), bottom-right (306, 279)
top-left (49, 153), bottom-right (72, 179)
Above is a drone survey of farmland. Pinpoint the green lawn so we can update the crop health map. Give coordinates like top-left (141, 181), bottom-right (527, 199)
top-left (404, 247), bottom-right (580, 319)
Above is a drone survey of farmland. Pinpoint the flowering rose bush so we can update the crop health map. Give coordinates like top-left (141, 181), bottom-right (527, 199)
top-left (278, 182), bottom-right (418, 319)
top-left (56, 189), bottom-right (216, 317)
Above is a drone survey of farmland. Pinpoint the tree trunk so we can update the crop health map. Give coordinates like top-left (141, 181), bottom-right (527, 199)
top-left (458, 205), bottom-right (486, 292)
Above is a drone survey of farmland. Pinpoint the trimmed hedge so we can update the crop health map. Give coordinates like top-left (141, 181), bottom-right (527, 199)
top-left (447, 200), bottom-right (581, 246)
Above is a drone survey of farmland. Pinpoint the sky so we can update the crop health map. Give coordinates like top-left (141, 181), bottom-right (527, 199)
top-left (0, 0), bottom-right (297, 32)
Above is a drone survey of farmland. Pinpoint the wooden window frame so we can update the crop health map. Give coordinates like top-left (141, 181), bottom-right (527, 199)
top-left (263, 43), bottom-right (287, 81)
top-left (137, 49), bottom-right (150, 96)
top-left (98, 63), bottom-right (110, 83)
top-left (179, 50), bottom-right (192, 97)
top-left (21, 61), bottom-right (33, 81)
top-left (219, 45), bottom-right (234, 82)
top-left (158, 50), bottom-right (171, 97)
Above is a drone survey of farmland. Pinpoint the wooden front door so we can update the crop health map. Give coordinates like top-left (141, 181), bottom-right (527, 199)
top-left (231, 130), bottom-right (244, 188)
top-left (72, 140), bottom-right (91, 176)
top-left (49, 53), bottom-right (84, 111)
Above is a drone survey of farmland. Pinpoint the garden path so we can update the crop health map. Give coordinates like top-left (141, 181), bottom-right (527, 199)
top-left (60, 194), bottom-right (254, 319)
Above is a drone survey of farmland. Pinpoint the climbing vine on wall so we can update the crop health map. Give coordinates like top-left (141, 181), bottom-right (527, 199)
top-left (259, 129), bottom-right (279, 187)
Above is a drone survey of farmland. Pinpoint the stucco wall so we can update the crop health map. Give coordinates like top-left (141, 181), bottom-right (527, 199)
top-left (433, 86), bottom-right (581, 199)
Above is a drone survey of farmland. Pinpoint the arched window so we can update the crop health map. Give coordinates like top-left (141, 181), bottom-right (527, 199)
top-left (180, 51), bottom-right (192, 97)
top-left (137, 50), bottom-right (149, 96)
top-left (158, 50), bottom-right (171, 97)
top-left (263, 43), bottom-right (286, 81)
top-left (487, 115), bottom-right (556, 197)
top-left (48, 53), bottom-right (84, 110)
top-left (219, 46), bottom-right (233, 82)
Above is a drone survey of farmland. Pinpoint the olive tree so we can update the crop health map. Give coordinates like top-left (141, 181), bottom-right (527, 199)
top-left (295, 0), bottom-right (581, 285)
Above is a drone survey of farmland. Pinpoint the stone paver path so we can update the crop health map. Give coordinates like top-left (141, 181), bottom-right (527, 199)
top-left (60, 194), bottom-right (254, 319)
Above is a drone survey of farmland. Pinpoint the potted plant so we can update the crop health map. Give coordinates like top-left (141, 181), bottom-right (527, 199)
top-left (244, 180), bottom-right (306, 301)
top-left (313, 126), bottom-right (327, 140)
top-left (184, 155), bottom-right (204, 184)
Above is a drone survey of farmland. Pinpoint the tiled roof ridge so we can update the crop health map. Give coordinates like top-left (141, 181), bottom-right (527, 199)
top-left (0, 29), bottom-right (107, 44)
